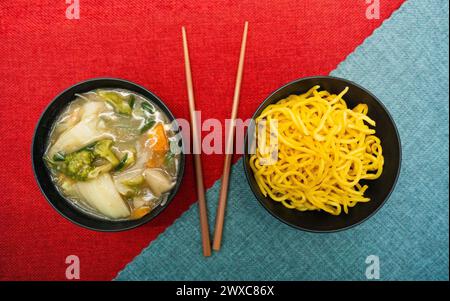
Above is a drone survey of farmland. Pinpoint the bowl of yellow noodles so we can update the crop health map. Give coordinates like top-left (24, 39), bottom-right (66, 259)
top-left (243, 76), bottom-right (401, 232)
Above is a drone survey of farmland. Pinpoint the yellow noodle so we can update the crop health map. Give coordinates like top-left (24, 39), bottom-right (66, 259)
top-left (250, 86), bottom-right (384, 215)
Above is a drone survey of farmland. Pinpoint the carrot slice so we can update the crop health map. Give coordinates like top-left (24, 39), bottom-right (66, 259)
top-left (130, 206), bottom-right (151, 220)
top-left (146, 123), bottom-right (169, 168)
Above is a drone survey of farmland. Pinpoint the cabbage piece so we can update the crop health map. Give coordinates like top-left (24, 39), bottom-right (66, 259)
top-left (112, 142), bottom-right (149, 195)
top-left (132, 142), bottom-right (149, 171)
top-left (48, 102), bottom-right (108, 158)
top-left (113, 169), bottom-right (143, 196)
top-left (87, 163), bottom-right (113, 179)
top-left (81, 101), bottom-right (105, 118)
top-left (143, 168), bottom-right (174, 197)
top-left (55, 107), bottom-right (82, 135)
top-left (76, 173), bottom-right (130, 219)
top-left (48, 119), bottom-right (102, 157)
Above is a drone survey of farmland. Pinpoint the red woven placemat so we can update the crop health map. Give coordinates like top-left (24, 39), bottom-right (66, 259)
top-left (0, 0), bottom-right (404, 280)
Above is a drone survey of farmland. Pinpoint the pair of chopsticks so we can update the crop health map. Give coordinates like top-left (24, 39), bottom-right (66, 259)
top-left (182, 22), bottom-right (249, 256)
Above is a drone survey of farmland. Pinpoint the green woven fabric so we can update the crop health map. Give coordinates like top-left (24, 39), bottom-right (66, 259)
top-left (116, 0), bottom-right (449, 280)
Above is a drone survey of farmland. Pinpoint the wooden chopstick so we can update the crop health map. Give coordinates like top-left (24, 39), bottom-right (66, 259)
top-left (213, 21), bottom-right (249, 251)
top-left (182, 26), bottom-right (212, 257)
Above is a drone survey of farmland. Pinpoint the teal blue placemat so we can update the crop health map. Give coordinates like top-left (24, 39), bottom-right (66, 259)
top-left (116, 0), bottom-right (449, 280)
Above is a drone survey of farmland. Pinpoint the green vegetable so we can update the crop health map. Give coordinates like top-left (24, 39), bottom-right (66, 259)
top-left (115, 153), bottom-right (128, 171)
top-left (124, 151), bottom-right (135, 168)
top-left (93, 139), bottom-right (119, 166)
top-left (114, 150), bottom-right (136, 171)
top-left (50, 139), bottom-right (120, 181)
top-left (129, 95), bottom-right (136, 109)
top-left (140, 119), bottom-right (156, 133)
top-left (121, 175), bottom-right (144, 186)
top-left (164, 151), bottom-right (175, 165)
top-left (141, 102), bottom-right (155, 114)
top-left (53, 152), bottom-right (65, 162)
top-left (98, 91), bottom-right (132, 115)
top-left (80, 141), bottom-right (97, 152)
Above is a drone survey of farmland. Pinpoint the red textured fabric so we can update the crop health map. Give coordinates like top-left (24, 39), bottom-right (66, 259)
top-left (0, 0), bottom-right (404, 280)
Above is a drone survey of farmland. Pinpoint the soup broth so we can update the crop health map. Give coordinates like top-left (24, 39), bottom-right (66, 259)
top-left (44, 89), bottom-right (180, 220)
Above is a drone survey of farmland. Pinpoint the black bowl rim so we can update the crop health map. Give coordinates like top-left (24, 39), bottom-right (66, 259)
top-left (31, 77), bottom-right (186, 232)
top-left (243, 75), bottom-right (402, 233)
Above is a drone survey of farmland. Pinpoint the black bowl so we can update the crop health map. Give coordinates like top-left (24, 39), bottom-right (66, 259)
top-left (243, 76), bottom-right (401, 232)
top-left (32, 78), bottom-right (185, 231)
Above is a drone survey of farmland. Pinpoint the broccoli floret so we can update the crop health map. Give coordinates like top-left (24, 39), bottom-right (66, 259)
top-left (49, 139), bottom-right (119, 181)
top-left (63, 150), bottom-right (95, 180)
top-left (93, 139), bottom-right (119, 166)
top-left (98, 91), bottom-right (133, 115)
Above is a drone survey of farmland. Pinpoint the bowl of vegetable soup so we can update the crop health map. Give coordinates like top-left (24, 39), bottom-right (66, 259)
top-left (32, 78), bottom-right (185, 231)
